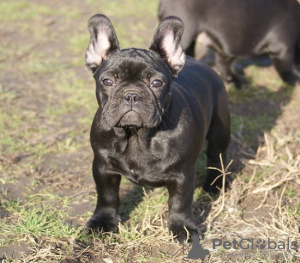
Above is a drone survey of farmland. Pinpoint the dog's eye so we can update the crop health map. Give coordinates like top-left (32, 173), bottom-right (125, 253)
top-left (151, 79), bottom-right (163, 88)
top-left (102, 78), bottom-right (114, 86)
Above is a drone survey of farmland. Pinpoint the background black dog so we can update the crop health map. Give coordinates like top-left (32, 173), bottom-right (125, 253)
top-left (159, 0), bottom-right (300, 88)
top-left (85, 14), bottom-right (230, 240)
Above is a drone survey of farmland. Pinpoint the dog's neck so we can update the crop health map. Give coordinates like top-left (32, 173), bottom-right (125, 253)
top-left (112, 127), bottom-right (152, 153)
top-left (123, 127), bottom-right (152, 140)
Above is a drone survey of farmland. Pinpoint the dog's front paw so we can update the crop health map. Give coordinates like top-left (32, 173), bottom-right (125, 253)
top-left (86, 210), bottom-right (120, 233)
top-left (168, 214), bottom-right (200, 242)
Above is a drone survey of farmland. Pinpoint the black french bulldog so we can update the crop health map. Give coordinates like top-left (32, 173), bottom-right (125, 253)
top-left (159, 0), bottom-right (300, 88)
top-left (85, 14), bottom-right (230, 240)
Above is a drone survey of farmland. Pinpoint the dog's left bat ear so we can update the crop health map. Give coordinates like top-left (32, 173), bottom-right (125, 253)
top-left (85, 14), bottom-right (120, 72)
top-left (149, 16), bottom-right (186, 76)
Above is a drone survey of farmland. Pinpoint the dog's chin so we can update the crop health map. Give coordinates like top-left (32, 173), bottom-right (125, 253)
top-left (118, 111), bottom-right (143, 128)
top-left (115, 111), bottom-right (163, 129)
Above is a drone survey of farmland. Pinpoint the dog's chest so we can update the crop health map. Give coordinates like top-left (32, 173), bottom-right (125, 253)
top-left (114, 131), bottom-right (169, 187)
top-left (121, 156), bottom-right (166, 187)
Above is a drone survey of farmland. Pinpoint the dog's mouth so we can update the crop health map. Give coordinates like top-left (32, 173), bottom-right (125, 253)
top-left (104, 99), bottom-right (164, 129)
top-left (118, 111), bottom-right (143, 128)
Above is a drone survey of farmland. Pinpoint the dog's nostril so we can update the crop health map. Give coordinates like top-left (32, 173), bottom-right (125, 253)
top-left (124, 93), bottom-right (139, 103)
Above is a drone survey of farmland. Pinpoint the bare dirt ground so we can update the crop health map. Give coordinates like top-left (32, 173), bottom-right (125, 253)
top-left (0, 0), bottom-right (299, 262)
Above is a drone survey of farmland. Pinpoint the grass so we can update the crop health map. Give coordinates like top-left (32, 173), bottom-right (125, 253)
top-left (3, 202), bottom-right (74, 238)
top-left (0, 1), bottom-right (55, 22)
top-left (0, 0), bottom-right (299, 262)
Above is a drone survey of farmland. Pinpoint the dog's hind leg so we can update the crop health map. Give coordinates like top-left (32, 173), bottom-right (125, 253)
top-left (203, 111), bottom-right (230, 194)
top-left (270, 44), bottom-right (300, 85)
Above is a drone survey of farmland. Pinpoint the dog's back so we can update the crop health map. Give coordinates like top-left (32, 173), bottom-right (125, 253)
top-left (159, 0), bottom-right (300, 56)
top-left (173, 57), bottom-right (228, 130)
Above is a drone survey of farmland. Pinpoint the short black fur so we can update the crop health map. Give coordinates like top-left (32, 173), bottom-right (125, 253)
top-left (85, 14), bottom-right (230, 241)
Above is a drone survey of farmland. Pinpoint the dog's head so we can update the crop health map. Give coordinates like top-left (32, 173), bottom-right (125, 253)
top-left (85, 14), bottom-right (185, 128)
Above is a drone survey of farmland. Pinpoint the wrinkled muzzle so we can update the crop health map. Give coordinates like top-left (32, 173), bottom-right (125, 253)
top-left (103, 88), bottom-right (163, 128)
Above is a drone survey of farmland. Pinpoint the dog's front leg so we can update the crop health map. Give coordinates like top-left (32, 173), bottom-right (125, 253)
top-left (166, 171), bottom-right (199, 242)
top-left (87, 157), bottom-right (121, 233)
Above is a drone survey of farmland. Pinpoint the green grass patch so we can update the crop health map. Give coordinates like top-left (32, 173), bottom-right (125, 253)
top-left (126, 188), bottom-right (168, 227)
top-left (69, 35), bottom-right (90, 62)
top-left (284, 185), bottom-right (297, 198)
top-left (227, 79), bottom-right (293, 104)
top-left (87, 0), bottom-right (158, 22)
top-left (19, 51), bottom-right (68, 74)
top-left (1, 197), bottom-right (79, 243)
top-left (0, 1), bottom-right (55, 22)
top-left (230, 111), bottom-right (276, 146)
top-left (286, 201), bottom-right (300, 217)
top-left (72, 0), bottom-right (159, 56)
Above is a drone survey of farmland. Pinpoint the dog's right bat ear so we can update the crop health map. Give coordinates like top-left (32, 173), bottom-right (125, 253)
top-left (85, 14), bottom-right (120, 72)
top-left (149, 16), bottom-right (185, 76)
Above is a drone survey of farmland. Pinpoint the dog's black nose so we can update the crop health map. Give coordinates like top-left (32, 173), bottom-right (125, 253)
top-left (124, 92), bottom-right (140, 104)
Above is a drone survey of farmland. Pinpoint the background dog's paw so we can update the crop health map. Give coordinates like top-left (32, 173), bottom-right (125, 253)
top-left (232, 74), bottom-right (248, 90)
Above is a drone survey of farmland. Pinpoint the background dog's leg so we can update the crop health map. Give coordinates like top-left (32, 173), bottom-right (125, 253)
top-left (86, 157), bottom-right (121, 233)
top-left (180, 25), bottom-right (198, 57)
top-left (270, 46), bottom-right (300, 85)
top-left (185, 40), bottom-right (196, 57)
top-left (215, 53), bottom-right (246, 89)
top-left (215, 53), bottom-right (234, 81)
